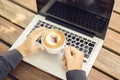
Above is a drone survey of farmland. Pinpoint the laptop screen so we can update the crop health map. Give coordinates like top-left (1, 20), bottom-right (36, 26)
top-left (38, 0), bottom-right (114, 39)
top-left (58, 0), bottom-right (114, 18)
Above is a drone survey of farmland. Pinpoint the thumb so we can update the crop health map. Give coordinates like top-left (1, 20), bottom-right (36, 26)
top-left (36, 46), bottom-right (44, 51)
top-left (64, 46), bottom-right (72, 60)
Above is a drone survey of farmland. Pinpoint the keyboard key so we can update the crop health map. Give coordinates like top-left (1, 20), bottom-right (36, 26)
top-left (89, 47), bottom-right (93, 50)
top-left (68, 39), bottom-right (71, 42)
top-left (72, 36), bottom-right (75, 39)
top-left (88, 43), bottom-right (95, 47)
top-left (76, 42), bottom-right (80, 45)
top-left (75, 46), bottom-right (79, 49)
top-left (84, 46), bottom-right (88, 49)
top-left (72, 41), bottom-right (75, 43)
top-left (79, 48), bottom-right (83, 51)
top-left (68, 35), bottom-right (71, 38)
top-left (83, 60), bottom-right (87, 63)
top-left (92, 41), bottom-right (96, 44)
top-left (80, 44), bottom-right (84, 47)
top-left (84, 41), bottom-right (88, 45)
top-left (40, 24), bottom-right (44, 26)
top-left (84, 50), bottom-right (88, 54)
top-left (84, 54), bottom-right (89, 58)
top-left (80, 40), bottom-right (84, 43)
top-left (76, 38), bottom-right (79, 41)
top-left (66, 42), bottom-right (71, 45)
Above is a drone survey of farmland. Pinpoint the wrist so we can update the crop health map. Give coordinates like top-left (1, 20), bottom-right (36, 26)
top-left (67, 64), bottom-right (82, 71)
top-left (17, 46), bottom-right (27, 57)
top-left (68, 67), bottom-right (82, 71)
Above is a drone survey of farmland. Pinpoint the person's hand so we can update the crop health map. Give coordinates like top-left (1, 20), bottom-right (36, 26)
top-left (62, 46), bottom-right (84, 71)
top-left (17, 27), bottom-right (47, 57)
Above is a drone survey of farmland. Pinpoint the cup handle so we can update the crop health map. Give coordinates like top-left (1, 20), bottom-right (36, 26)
top-left (60, 45), bottom-right (68, 53)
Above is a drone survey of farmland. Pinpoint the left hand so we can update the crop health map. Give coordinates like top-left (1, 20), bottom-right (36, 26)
top-left (17, 27), bottom-right (47, 57)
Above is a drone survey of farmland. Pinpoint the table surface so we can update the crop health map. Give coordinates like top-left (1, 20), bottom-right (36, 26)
top-left (0, 0), bottom-right (120, 80)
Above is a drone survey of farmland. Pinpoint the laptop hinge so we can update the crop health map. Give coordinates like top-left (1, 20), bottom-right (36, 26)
top-left (46, 16), bottom-right (95, 38)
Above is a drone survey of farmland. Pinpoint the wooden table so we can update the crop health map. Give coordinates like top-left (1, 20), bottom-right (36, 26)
top-left (0, 0), bottom-right (120, 80)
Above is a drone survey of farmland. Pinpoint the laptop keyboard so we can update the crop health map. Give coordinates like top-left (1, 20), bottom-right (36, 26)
top-left (46, 1), bottom-right (108, 33)
top-left (29, 20), bottom-right (96, 63)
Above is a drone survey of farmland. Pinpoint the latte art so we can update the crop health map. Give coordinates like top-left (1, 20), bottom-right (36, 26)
top-left (46, 32), bottom-right (61, 46)
top-left (42, 30), bottom-right (65, 49)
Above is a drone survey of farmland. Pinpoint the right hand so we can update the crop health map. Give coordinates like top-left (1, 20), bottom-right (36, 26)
top-left (62, 46), bottom-right (84, 71)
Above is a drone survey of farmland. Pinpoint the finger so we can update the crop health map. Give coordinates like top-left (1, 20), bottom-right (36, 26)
top-left (70, 46), bottom-right (84, 58)
top-left (70, 46), bottom-right (80, 55)
top-left (29, 27), bottom-right (47, 40)
top-left (64, 46), bottom-right (72, 59)
top-left (62, 54), bottom-right (66, 61)
top-left (36, 46), bottom-right (45, 51)
top-left (62, 59), bottom-right (67, 66)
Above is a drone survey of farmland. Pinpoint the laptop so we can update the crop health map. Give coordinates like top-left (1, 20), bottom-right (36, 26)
top-left (10, 0), bottom-right (114, 79)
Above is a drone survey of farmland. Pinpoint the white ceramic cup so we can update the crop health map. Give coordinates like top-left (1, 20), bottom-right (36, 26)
top-left (41, 29), bottom-right (66, 54)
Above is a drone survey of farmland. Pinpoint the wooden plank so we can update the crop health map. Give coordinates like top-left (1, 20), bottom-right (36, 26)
top-left (0, 0), bottom-right (35, 28)
top-left (11, 61), bottom-right (113, 80)
top-left (94, 48), bottom-right (120, 79)
top-left (109, 12), bottom-right (120, 32)
top-left (11, 0), bottom-right (49, 12)
top-left (11, 61), bottom-right (60, 80)
top-left (11, 0), bottom-right (120, 33)
top-left (104, 29), bottom-right (120, 54)
top-left (0, 17), bottom-right (23, 45)
top-left (11, 0), bottom-right (37, 12)
top-left (114, 0), bottom-right (120, 13)
top-left (0, 42), bottom-right (9, 54)
top-left (88, 68), bottom-right (113, 80)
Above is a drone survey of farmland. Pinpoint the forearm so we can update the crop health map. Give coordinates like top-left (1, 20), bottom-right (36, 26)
top-left (66, 70), bottom-right (86, 80)
top-left (0, 49), bottom-right (23, 80)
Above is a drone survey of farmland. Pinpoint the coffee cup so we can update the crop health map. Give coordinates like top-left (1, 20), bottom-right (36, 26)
top-left (41, 29), bottom-right (66, 54)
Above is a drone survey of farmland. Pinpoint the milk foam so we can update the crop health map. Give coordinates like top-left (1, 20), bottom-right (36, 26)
top-left (46, 32), bottom-right (61, 46)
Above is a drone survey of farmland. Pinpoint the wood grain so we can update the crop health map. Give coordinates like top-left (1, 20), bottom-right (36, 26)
top-left (94, 48), bottom-right (120, 79)
top-left (0, 17), bottom-right (23, 45)
top-left (11, 0), bottom-right (49, 12)
top-left (114, 0), bottom-right (120, 13)
top-left (0, 42), bottom-right (9, 54)
top-left (11, 61), bottom-right (113, 80)
top-left (109, 12), bottom-right (120, 32)
top-left (11, 0), bottom-right (37, 12)
top-left (88, 68), bottom-right (113, 80)
top-left (0, 0), bottom-right (35, 28)
top-left (104, 29), bottom-right (120, 54)
top-left (11, 61), bottom-right (60, 80)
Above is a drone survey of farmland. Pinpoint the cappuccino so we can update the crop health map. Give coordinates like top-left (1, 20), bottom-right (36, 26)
top-left (42, 29), bottom-right (65, 49)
